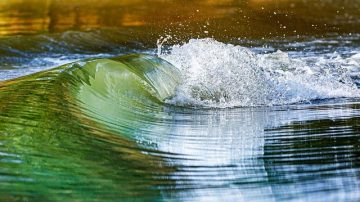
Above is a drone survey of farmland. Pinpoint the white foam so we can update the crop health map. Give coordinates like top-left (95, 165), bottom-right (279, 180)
top-left (160, 38), bottom-right (360, 108)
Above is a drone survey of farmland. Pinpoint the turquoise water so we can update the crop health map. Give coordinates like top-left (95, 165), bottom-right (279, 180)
top-left (1, 44), bottom-right (360, 201)
top-left (1, 0), bottom-right (360, 201)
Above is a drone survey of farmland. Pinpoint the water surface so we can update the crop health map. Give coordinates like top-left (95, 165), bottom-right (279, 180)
top-left (0, 0), bottom-right (360, 201)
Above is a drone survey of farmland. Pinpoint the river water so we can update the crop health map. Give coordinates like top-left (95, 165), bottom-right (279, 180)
top-left (0, 0), bottom-right (360, 201)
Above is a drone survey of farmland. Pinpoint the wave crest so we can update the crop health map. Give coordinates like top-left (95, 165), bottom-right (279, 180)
top-left (160, 38), bottom-right (360, 108)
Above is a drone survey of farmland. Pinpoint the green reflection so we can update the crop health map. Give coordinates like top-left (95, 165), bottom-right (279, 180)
top-left (0, 54), bottom-right (179, 201)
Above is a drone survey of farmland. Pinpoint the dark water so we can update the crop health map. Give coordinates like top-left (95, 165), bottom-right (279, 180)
top-left (1, 0), bottom-right (360, 201)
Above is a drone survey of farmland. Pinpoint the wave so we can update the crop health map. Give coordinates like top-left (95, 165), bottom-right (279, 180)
top-left (1, 41), bottom-right (360, 200)
top-left (2, 38), bottom-right (360, 111)
top-left (160, 38), bottom-right (360, 108)
top-left (1, 45), bottom-right (359, 145)
top-left (69, 54), bottom-right (181, 138)
top-left (0, 53), bottom-right (183, 200)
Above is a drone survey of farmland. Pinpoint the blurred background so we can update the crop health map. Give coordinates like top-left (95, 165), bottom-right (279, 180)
top-left (0, 0), bottom-right (359, 42)
top-left (1, 0), bottom-right (359, 80)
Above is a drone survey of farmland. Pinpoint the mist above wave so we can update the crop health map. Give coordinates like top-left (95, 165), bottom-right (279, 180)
top-left (160, 38), bottom-right (360, 108)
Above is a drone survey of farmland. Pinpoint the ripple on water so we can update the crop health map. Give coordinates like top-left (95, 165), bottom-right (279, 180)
top-left (0, 40), bottom-right (360, 201)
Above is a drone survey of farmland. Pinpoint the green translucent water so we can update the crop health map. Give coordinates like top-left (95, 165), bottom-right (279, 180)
top-left (1, 53), bottom-right (360, 201)
top-left (0, 55), bottom-right (180, 201)
top-left (1, 0), bottom-right (360, 201)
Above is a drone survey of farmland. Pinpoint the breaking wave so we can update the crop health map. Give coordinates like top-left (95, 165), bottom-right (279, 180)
top-left (160, 38), bottom-right (360, 108)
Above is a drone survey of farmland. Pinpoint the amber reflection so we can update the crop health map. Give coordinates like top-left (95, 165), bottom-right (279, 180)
top-left (0, 0), bottom-right (359, 37)
top-left (0, 0), bottom-right (227, 35)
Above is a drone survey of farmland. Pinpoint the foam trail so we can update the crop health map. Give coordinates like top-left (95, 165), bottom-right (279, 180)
top-left (160, 38), bottom-right (360, 108)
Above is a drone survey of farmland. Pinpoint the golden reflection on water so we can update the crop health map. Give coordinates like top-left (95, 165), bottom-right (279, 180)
top-left (0, 0), bottom-right (359, 38)
top-left (0, 0), bottom-right (221, 35)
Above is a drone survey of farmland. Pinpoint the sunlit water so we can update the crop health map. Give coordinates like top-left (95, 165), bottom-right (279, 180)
top-left (1, 0), bottom-right (360, 201)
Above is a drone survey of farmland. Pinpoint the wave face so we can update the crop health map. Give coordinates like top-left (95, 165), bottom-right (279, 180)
top-left (0, 54), bottom-right (183, 200)
top-left (71, 54), bottom-right (180, 103)
top-left (161, 38), bottom-right (360, 107)
top-left (71, 54), bottom-right (181, 139)
top-left (1, 50), bottom-right (360, 201)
